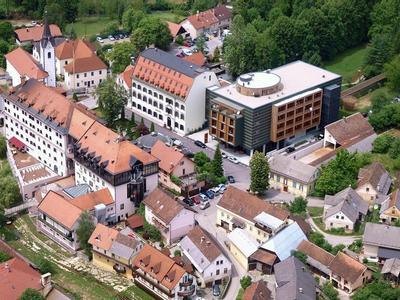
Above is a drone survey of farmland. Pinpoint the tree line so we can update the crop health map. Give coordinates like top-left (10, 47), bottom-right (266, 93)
top-left (224, 0), bottom-right (399, 78)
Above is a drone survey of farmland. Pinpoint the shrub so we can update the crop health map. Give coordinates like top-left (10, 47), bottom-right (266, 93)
top-left (36, 257), bottom-right (54, 275)
top-left (372, 134), bottom-right (394, 154)
top-left (174, 250), bottom-right (181, 257)
top-left (240, 275), bottom-right (252, 290)
top-left (0, 136), bottom-right (6, 159)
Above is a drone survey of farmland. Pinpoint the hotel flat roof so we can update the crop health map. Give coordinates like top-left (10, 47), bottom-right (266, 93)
top-left (212, 61), bottom-right (341, 109)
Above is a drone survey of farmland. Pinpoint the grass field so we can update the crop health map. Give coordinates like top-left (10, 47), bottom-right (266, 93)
top-left (65, 16), bottom-right (111, 38)
top-left (151, 11), bottom-right (186, 23)
top-left (325, 45), bottom-right (369, 83)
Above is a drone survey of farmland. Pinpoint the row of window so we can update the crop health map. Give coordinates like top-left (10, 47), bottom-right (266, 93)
top-left (132, 84), bottom-right (185, 111)
top-left (76, 70), bottom-right (103, 79)
top-left (272, 174), bottom-right (304, 191)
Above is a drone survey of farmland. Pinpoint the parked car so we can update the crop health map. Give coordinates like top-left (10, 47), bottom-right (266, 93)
top-left (200, 201), bottom-right (210, 210)
top-left (108, 35), bottom-right (115, 41)
top-left (199, 193), bottom-right (208, 202)
top-left (183, 198), bottom-right (194, 206)
top-left (119, 34), bottom-right (124, 39)
top-left (213, 284), bottom-right (221, 297)
top-left (96, 36), bottom-right (103, 43)
top-left (191, 195), bottom-right (201, 205)
top-left (194, 140), bottom-right (206, 148)
top-left (285, 146), bottom-right (295, 153)
top-left (182, 48), bottom-right (193, 56)
top-left (183, 149), bottom-right (194, 158)
top-left (173, 139), bottom-right (183, 147)
top-left (176, 52), bottom-right (185, 58)
top-left (218, 184), bottom-right (226, 193)
top-left (210, 186), bottom-right (220, 195)
top-left (114, 35), bottom-right (120, 40)
top-left (228, 156), bottom-right (239, 164)
top-left (227, 175), bottom-right (235, 183)
top-left (205, 190), bottom-right (215, 200)
top-left (221, 152), bottom-right (228, 159)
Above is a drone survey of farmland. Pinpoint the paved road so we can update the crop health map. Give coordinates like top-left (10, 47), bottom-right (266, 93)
top-left (125, 109), bottom-right (251, 190)
top-left (193, 194), bottom-right (246, 300)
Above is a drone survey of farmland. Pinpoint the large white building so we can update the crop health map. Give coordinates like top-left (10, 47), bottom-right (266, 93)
top-left (128, 48), bottom-right (220, 136)
top-left (3, 79), bottom-right (74, 177)
top-left (73, 121), bottom-right (159, 222)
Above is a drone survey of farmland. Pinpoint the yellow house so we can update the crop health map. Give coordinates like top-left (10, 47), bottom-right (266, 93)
top-left (89, 224), bottom-right (143, 278)
top-left (268, 154), bottom-right (319, 198)
top-left (356, 162), bottom-right (391, 204)
top-left (380, 189), bottom-right (400, 224)
top-left (227, 228), bottom-right (259, 271)
top-left (216, 186), bottom-right (289, 243)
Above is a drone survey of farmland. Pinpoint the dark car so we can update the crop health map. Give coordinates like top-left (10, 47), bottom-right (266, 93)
top-left (285, 146), bottom-right (295, 153)
top-left (183, 198), bottom-right (194, 206)
top-left (227, 175), bottom-right (235, 184)
top-left (119, 34), bottom-right (124, 39)
top-left (212, 284), bottom-right (221, 297)
top-left (205, 190), bottom-right (215, 200)
top-left (194, 140), bottom-right (206, 148)
top-left (183, 150), bottom-right (195, 158)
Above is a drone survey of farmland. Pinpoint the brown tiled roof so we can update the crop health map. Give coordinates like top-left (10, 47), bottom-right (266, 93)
top-left (250, 249), bottom-right (277, 266)
top-left (166, 21), bottom-right (183, 38)
top-left (242, 280), bottom-right (272, 300)
top-left (133, 244), bottom-right (186, 290)
top-left (297, 240), bottom-right (335, 267)
top-left (213, 5), bottom-right (232, 22)
top-left (325, 113), bottom-right (375, 146)
top-left (69, 188), bottom-right (113, 210)
top-left (77, 121), bottom-right (158, 174)
top-left (5, 47), bottom-right (48, 80)
top-left (143, 188), bottom-right (184, 224)
top-left (68, 108), bottom-right (96, 140)
top-left (187, 10), bottom-right (218, 30)
top-left (38, 191), bottom-right (82, 230)
top-left (126, 214), bottom-right (145, 229)
top-left (185, 226), bottom-right (222, 263)
top-left (173, 255), bottom-right (194, 274)
top-left (55, 39), bottom-right (95, 60)
top-left (182, 52), bottom-right (206, 66)
top-left (132, 51), bottom-right (195, 99)
top-left (290, 215), bottom-right (312, 236)
top-left (0, 257), bottom-right (43, 299)
top-left (151, 140), bottom-right (186, 174)
top-left (357, 162), bottom-right (389, 190)
top-left (218, 186), bottom-right (289, 221)
top-left (328, 252), bottom-right (367, 283)
top-left (121, 65), bottom-right (134, 88)
top-left (11, 79), bottom-right (74, 129)
top-left (64, 55), bottom-right (107, 74)
top-left (88, 223), bottom-right (119, 251)
top-left (15, 24), bottom-right (62, 42)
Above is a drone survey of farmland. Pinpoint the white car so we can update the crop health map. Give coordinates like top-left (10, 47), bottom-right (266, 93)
top-left (210, 186), bottom-right (220, 195)
top-left (108, 35), bottom-right (115, 41)
top-left (218, 184), bottom-right (226, 193)
top-left (182, 48), bottom-right (193, 56)
top-left (200, 201), bottom-right (210, 210)
top-left (228, 156), bottom-right (239, 164)
top-left (96, 36), bottom-right (104, 43)
top-left (221, 152), bottom-right (228, 159)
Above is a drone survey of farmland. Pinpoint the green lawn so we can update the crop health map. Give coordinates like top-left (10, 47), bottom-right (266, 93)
top-left (65, 16), bottom-right (112, 38)
top-left (325, 45), bottom-right (369, 83)
top-left (151, 11), bottom-right (186, 23)
top-left (307, 207), bottom-right (323, 218)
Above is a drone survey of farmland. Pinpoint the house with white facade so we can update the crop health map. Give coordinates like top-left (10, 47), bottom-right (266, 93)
top-left (323, 187), bottom-right (369, 232)
top-left (37, 188), bottom-right (114, 252)
top-left (179, 226), bottom-right (231, 286)
top-left (73, 121), bottom-right (159, 222)
top-left (128, 48), bottom-right (220, 136)
top-left (181, 5), bottom-right (232, 39)
top-left (133, 244), bottom-right (197, 299)
top-left (3, 79), bottom-right (74, 177)
top-left (143, 188), bottom-right (195, 245)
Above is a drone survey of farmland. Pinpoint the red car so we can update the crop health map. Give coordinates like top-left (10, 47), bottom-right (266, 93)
top-left (183, 40), bottom-right (190, 47)
top-left (191, 195), bottom-right (201, 205)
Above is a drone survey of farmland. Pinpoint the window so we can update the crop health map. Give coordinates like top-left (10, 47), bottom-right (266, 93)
top-left (292, 181), bottom-right (297, 188)
top-left (120, 204), bottom-right (124, 210)
top-left (216, 269), bottom-right (220, 275)
top-left (47, 52), bottom-right (51, 58)
top-left (276, 175), bottom-right (281, 182)
top-left (84, 73), bottom-right (87, 77)
top-left (91, 72), bottom-right (94, 76)
top-left (76, 74), bottom-right (80, 79)
top-left (99, 70), bottom-right (102, 75)
top-left (224, 268), bottom-right (228, 274)
top-left (366, 187), bottom-right (369, 192)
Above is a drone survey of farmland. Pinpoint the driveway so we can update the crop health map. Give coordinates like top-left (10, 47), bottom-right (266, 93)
top-left (125, 109), bottom-right (251, 190)
top-left (193, 194), bottom-right (246, 300)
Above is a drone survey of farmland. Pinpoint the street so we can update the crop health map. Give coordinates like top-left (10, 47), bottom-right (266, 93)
top-left (125, 109), bottom-right (251, 190)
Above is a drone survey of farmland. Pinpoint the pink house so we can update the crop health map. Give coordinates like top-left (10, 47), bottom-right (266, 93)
top-left (143, 188), bottom-right (196, 245)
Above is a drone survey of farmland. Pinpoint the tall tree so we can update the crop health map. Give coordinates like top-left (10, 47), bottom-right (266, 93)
top-left (385, 55), bottom-right (400, 91)
top-left (107, 41), bottom-right (136, 74)
top-left (122, 8), bottom-right (146, 33)
top-left (249, 151), bottom-right (270, 194)
top-left (96, 77), bottom-right (129, 126)
top-left (211, 144), bottom-right (224, 178)
top-left (131, 17), bottom-right (172, 51)
top-left (76, 211), bottom-right (95, 257)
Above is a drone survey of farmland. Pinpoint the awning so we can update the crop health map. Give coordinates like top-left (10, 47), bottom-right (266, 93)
top-left (9, 136), bottom-right (26, 150)
top-left (378, 247), bottom-right (400, 259)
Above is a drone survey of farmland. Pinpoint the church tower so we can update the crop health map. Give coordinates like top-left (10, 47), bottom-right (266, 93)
top-left (40, 13), bottom-right (56, 87)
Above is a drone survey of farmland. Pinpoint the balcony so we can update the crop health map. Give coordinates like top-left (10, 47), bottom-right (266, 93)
top-left (179, 276), bottom-right (193, 287)
top-left (177, 284), bottom-right (196, 297)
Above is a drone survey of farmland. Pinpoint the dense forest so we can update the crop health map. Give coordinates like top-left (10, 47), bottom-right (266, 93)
top-left (224, 0), bottom-right (400, 78)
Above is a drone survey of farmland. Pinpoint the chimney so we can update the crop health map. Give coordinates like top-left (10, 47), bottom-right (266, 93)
top-left (200, 236), bottom-right (205, 243)
top-left (299, 288), bottom-right (303, 294)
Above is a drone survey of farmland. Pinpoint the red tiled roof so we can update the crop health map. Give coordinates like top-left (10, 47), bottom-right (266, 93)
top-left (243, 280), bottom-right (272, 300)
top-left (187, 10), bottom-right (218, 30)
top-left (8, 136), bottom-right (26, 150)
top-left (64, 55), bottom-right (107, 74)
top-left (15, 24), bottom-right (62, 43)
top-left (166, 21), bottom-right (183, 38)
top-left (132, 55), bottom-right (194, 99)
top-left (5, 47), bottom-right (48, 80)
top-left (126, 214), bottom-right (145, 229)
top-left (121, 65), bottom-right (134, 89)
top-left (88, 223), bottom-right (119, 251)
top-left (182, 52), bottom-right (206, 66)
top-left (328, 252), bottom-right (368, 283)
top-left (0, 257), bottom-right (43, 299)
top-left (69, 188), bottom-right (114, 210)
top-left (55, 39), bottom-right (95, 60)
top-left (151, 140), bottom-right (186, 174)
top-left (133, 244), bottom-right (186, 290)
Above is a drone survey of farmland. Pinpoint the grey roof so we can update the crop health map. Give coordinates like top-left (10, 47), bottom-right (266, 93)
top-left (137, 132), bottom-right (171, 150)
top-left (63, 184), bottom-right (91, 198)
top-left (140, 48), bottom-right (204, 78)
top-left (382, 258), bottom-right (400, 276)
top-left (363, 223), bottom-right (400, 250)
top-left (324, 187), bottom-right (369, 223)
top-left (109, 228), bottom-right (142, 260)
top-left (274, 256), bottom-right (317, 300)
top-left (377, 247), bottom-right (400, 260)
top-left (269, 155), bottom-right (318, 184)
top-left (380, 190), bottom-right (400, 214)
